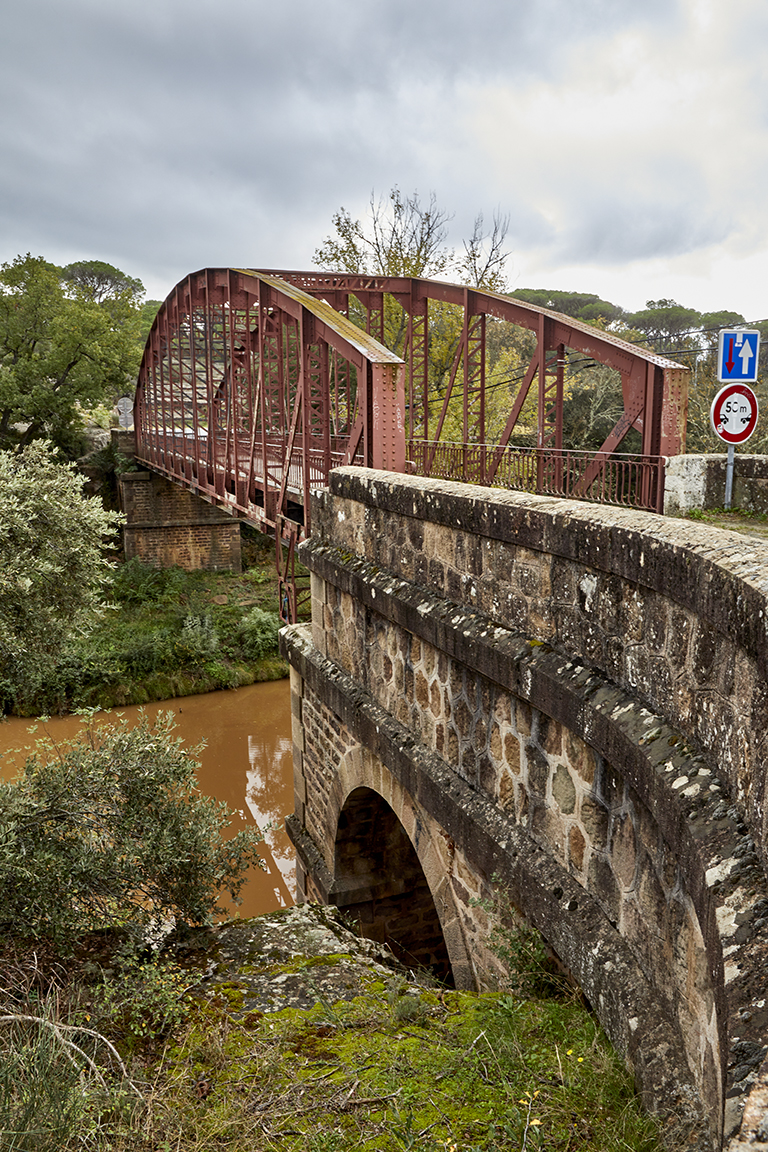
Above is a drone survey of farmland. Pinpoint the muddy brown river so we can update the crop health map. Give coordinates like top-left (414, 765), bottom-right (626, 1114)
top-left (0, 680), bottom-right (295, 918)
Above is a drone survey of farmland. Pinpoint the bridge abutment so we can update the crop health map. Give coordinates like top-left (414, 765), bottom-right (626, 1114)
top-left (119, 469), bottom-right (242, 572)
top-left (282, 467), bottom-right (768, 1152)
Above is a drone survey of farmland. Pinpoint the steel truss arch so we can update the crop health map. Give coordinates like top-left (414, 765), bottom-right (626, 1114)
top-left (135, 267), bottom-right (689, 617)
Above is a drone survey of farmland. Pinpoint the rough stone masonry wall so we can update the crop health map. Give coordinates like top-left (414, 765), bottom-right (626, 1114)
top-left (665, 453), bottom-right (768, 516)
top-left (119, 470), bottom-right (241, 571)
top-left (287, 664), bottom-right (487, 991)
top-left (282, 467), bottom-right (768, 1152)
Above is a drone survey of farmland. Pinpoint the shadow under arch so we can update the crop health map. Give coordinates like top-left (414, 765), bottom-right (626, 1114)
top-left (332, 786), bottom-right (454, 985)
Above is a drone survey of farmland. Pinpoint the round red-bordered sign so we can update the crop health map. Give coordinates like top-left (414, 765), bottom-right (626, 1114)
top-left (710, 383), bottom-right (759, 445)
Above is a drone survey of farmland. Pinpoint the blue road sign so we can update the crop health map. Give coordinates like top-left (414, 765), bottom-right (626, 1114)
top-left (717, 328), bottom-right (760, 383)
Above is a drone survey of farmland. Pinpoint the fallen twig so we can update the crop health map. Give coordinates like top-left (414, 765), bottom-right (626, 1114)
top-left (0, 1011), bottom-right (142, 1098)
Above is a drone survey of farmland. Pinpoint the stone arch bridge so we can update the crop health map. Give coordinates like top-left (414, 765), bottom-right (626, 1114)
top-left (124, 266), bottom-right (768, 1148)
top-left (281, 467), bottom-right (768, 1152)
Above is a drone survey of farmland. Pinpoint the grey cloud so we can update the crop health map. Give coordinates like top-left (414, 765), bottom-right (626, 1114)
top-left (0, 0), bottom-right (750, 306)
top-left (558, 198), bottom-right (733, 266)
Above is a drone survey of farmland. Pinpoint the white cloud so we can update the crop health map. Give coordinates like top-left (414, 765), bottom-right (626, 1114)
top-left (453, 0), bottom-right (768, 312)
top-left (2, 0), bottom-right (768, 315)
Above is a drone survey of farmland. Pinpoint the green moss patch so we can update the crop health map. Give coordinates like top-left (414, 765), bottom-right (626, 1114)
top-left (138, 983), bottom-right (662, 1152)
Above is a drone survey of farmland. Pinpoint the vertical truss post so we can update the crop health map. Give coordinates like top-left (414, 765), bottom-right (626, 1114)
top-left (462, 289), bottom-right (486, 479)
top-left (371, 362), bottom-right (406, 472)
top-left (407, 295), bottom-right (429, 452)
top-left (156, 313), bottom-right (170, 468)
top-left (535, 317), bottom-right (565, 495)
top-left (639, 362), bottom-right (664, 510)
top-left (659, 366), bottom-right (689, 456)
top-left (187, 295), bottom-right (200, 484)
top-left (202, 274), bottom-right (215, 484)
top-left (365, 291), bottom-right (385, 343)
top-left (258, 289), bottom-right (276, 526)
top-left (536, 315), bottom-right (548, 492)
top-left (552, 343), bottom-right (565, 491)
top-left (276, 516), bottom-right (309, 625)
top-left (226, 273), bottom-right (238, 502)
top-left (320, 342), bottom-right (332, 478)
top-left (300, 307), bottom-right (313, 528)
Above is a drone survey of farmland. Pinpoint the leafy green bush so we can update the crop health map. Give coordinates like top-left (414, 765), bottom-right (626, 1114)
top-left (95, 954), bottom-right (191, 1046)
top-left (475, 877), bottom-right (569, 999)
top-left (0, 713), bottom-right (264, 947)
top-left (0, 441), bottom-right (121, 714)
top-left (129, 629), bottom-right (178, 676)
top-left (110, 557), bottom-right (190, 606)
top-left (236, 606), bottom-right (281, 661)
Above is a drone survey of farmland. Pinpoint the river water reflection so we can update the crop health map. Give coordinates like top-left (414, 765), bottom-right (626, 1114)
top-left (0, 681), bottom-right (295, 918)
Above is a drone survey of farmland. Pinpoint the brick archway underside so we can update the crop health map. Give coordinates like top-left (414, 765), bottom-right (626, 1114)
top-left (333, 785), bottom-right (453, 984)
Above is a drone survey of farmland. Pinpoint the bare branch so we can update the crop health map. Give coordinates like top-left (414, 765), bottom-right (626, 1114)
top-left (458, 210), bottom-right (512, 291)
top-left (314, 186), bottom-right (453, 278)
top-left (0, 1011), bottom-right (143, 1097)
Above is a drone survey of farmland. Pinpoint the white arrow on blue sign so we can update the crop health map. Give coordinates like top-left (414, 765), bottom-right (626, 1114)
top-left (717, 328), bottom-right (761, 383)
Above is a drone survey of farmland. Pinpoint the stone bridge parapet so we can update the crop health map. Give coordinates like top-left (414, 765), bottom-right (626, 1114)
top-left (281, 467), bottom-right (768, 1152)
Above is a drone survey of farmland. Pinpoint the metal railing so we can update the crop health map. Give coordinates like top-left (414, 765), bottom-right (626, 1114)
top-left (409, 441), bottom-right (665, 513)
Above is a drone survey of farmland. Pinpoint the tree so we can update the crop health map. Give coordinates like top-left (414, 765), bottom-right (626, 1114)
top-left (61, 259), bottom-right (144, 305)
top-left (623, 298), bottom-right (703, 352)
top-left (0, 254), bottom-right (145, 455)
top-left (560, 363), bottom-right (629, 451)
top-left (314, 190), bottom-right (515, 443)
top-left (0, 712), bottom-right (264, 945)
top-left (0, 440), bottom-right (121, 712)
top-left (137, 297), bottom-right (162, 344)
top-left (510, 288), bottom-right (624, 326)
top-left (315, 187), bottom-right (512, 290)
top-left (314, 187), bottom-right (455, 279)
top-left (456, 211), bottom-right (512, 293)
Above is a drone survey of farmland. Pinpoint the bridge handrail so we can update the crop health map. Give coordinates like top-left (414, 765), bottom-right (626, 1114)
top-left (409, 438), bottom-right (666, 513)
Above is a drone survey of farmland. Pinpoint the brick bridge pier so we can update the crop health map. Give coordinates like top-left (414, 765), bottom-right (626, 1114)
top-left (282, 467), bottom-right (768, 1152)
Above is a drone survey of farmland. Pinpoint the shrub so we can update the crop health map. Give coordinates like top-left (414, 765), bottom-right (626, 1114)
top-left (475, 877), bottom-right (569, 999)
top-left (0, 713), bottom-right (264, 947)
top-left (236, 606), bottom-right (281, 661)
top-left (94, 954), bottom-right (191, 1046)
top-left (0, 441), bottom-right (120, 714)
top-left (110, 558), bottom-right (189, 606)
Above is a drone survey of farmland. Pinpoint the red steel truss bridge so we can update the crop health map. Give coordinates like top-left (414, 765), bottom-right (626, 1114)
top-left (135, 267), bottom-right (689, 617)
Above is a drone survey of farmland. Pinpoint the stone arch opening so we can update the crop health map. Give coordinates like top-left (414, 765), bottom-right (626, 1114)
top-left (332, 787), bottom-right (453, 985)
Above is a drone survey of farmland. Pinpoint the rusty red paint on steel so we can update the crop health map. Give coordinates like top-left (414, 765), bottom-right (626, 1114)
top-left (261, 269), bottom-right (688, 456)
top-left (135, 269), bottom-right (403, 545)
top-left (134, 269), bottom-right (688, 552)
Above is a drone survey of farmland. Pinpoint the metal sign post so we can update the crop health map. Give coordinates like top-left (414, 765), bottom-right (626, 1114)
top-left (710, 379), bottom-right (760, 510)
top-left (711, 329), bottom-right (760, 509)
top-left (724, 443), bottom-right (736, 509)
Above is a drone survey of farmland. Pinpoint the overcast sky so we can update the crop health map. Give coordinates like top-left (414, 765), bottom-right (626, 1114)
top-left (3, 0), bottom-right (768, 319)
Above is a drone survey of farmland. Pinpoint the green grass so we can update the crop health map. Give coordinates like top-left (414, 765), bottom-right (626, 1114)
top-left (685, 505), bottom-right (768, 537)
top-left (0, 912), bottom-right (664, 1152)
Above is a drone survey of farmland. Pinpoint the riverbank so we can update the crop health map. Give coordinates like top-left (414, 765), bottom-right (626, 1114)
top-left (2, 904), bottom-right (664, 1152)
top-left (9, 536), bottom-right (289, 717)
